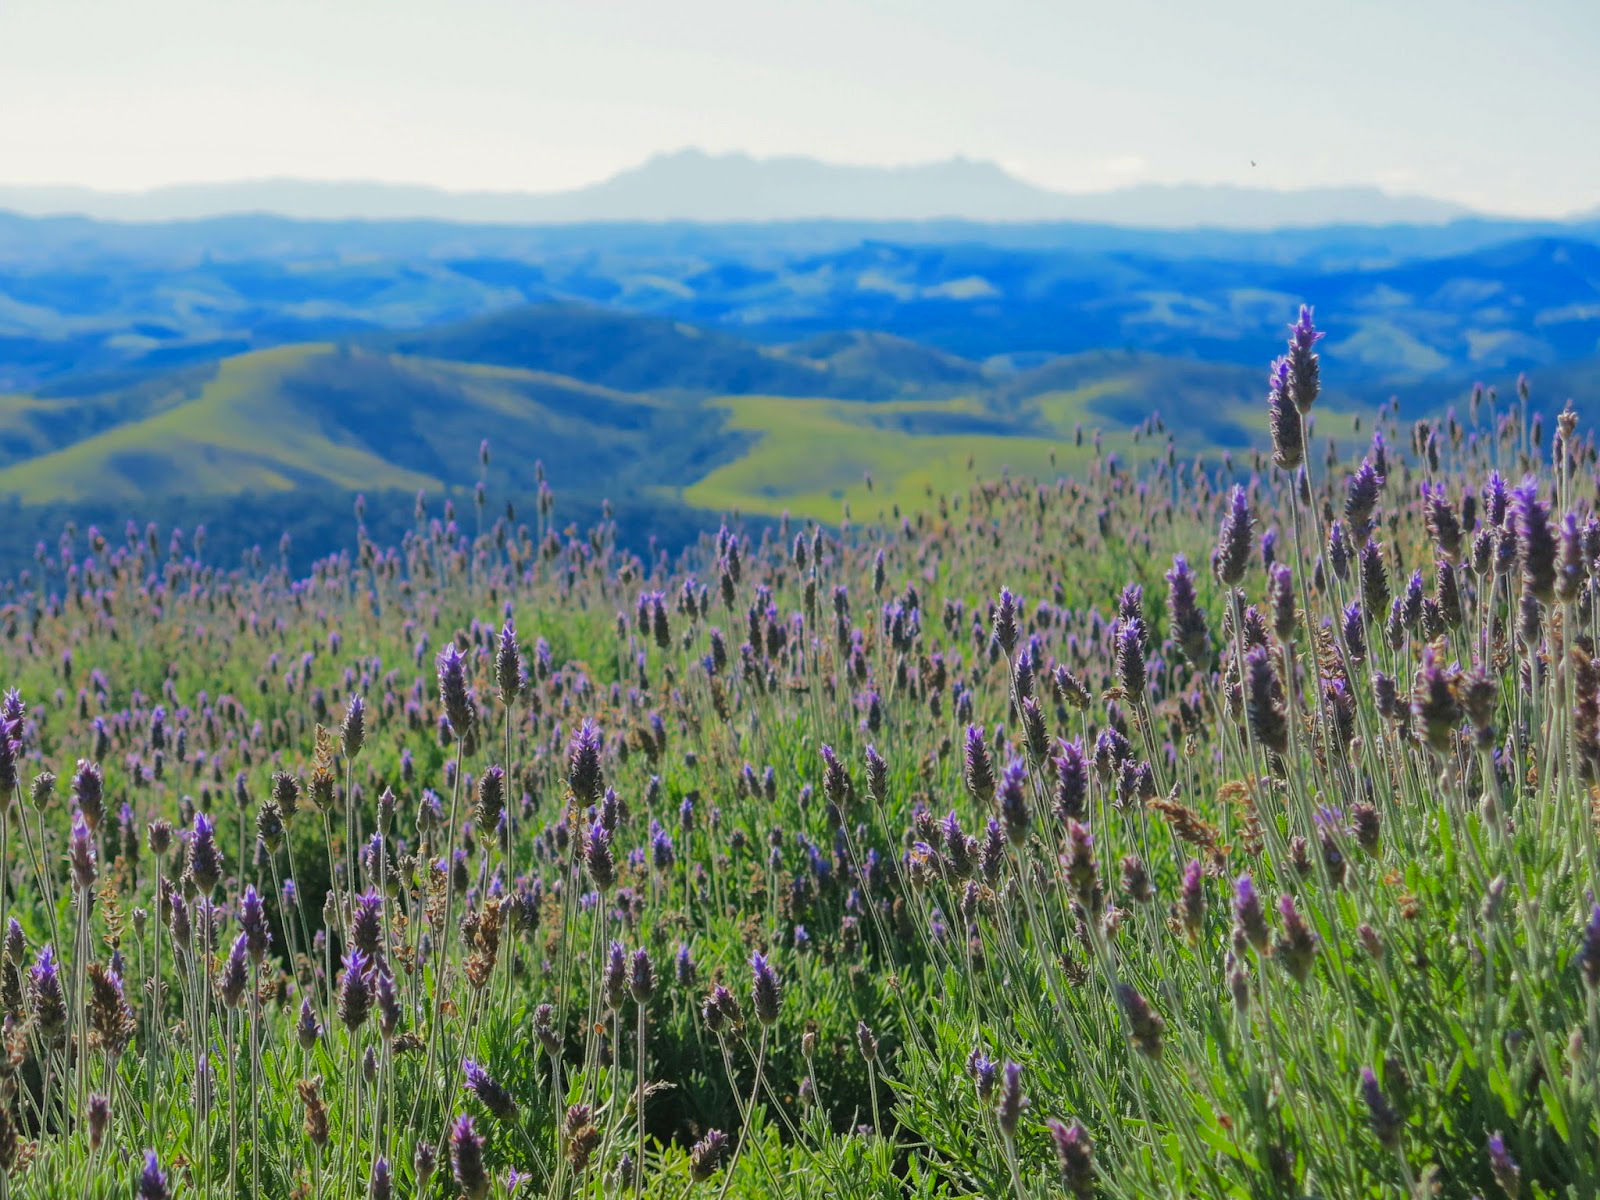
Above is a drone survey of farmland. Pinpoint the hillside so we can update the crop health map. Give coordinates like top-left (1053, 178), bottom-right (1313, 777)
top-left (380, 304), bottom-right (847, 398)
top-left (0, 344), bottom-right (697, 507)
top-left (0, 300), bottom-right (1389, 560)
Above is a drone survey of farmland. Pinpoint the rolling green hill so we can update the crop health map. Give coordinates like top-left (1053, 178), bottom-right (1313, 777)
top-left (379, 303), bottom-right (873, 398)
top-left (0, 301), bottom-right (1493, 569)
top-left (0, 342), bottom-right (704, 508)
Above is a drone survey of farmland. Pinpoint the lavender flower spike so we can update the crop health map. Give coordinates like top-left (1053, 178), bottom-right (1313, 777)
top-left (1286, 304), bottom-right (1323, 414)
top-left (463, 1058), bottom-right (519, 1122)
top-left (1268, 356), bottom-right (1303, 470)
top-left (750, 951), bottom-right (782, 1026)
top-left (69, 808), bottom-right (96, 891)
top-left (436, 644), bottom-right (477, 736)
top-left (996, 1061), bottom-right (1026, 1137)
top-left (451, 1114), bottom-right (490, 1200)
top-left (138, 1150), bottom-right (171, 1200)
top-left (1165, 554), bottom-right (1210, 665)
top-left (1212, 486), bottom-right (1253, 586)
top-left (1047, 1118), bottom-right (1095, 1198)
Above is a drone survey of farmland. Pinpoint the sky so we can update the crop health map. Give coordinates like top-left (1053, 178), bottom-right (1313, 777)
top-left (1, 0), bottom-right (1596, 216)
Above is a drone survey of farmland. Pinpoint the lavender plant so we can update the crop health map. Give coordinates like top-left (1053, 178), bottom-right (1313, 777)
top-left (0, 305), bottom-right (1590, 1198)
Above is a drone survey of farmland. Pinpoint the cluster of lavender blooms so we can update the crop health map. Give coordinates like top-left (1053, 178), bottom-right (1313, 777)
top-left (0, 304), bottom-right (1592, 1196)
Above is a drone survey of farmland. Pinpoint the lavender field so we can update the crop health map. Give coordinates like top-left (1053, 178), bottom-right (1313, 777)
top-left (0, 306), bottom-right (1592, 1198)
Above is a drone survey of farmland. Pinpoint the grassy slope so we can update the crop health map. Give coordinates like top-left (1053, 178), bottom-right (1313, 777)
top-left (682, 393), bottom-right (1127, 522)
top-left (0, 344), bottom-right (679, 505)
top-left (0, 316), bottom-right (1370, 526)
top-left (680, 352), bottom-right (1365, 524)
top-left (0, 346), bottom-right (435, 503)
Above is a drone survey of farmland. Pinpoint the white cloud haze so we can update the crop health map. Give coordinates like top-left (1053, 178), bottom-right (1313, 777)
top-left (1, 0), bottom-right (1596, 216)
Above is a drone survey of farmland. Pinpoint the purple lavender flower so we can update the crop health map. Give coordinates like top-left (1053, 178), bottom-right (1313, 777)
top-left (463, 1059), bottom-right (519, 1122)
top-left (992, 588), bottom-right (1020, 654)
top-left (1359, 1067), bottom-right (1401, 1149)
top-left (750, 952), bottom-right (781, 1026)
top-left (220, 934), bottom-right (249, 1007)
top-left (475, 766), bottom-right (505, 832)
top-left (1286, 304), bottom-right (1322, 414)
top-left (996, 1061), bottom-right (1025, 1137)
top-left (967, 1047), bottom-right (997, 1099)
top-left (189, 812), bottom-right (221, 895)
top-left (0, 731), bottom-right (17, 799)
top-left (1116, 983), bottom-right (1165, 1057)
top-left (604, 940), bottom-right (628, 1011)
top-left (980, 817), bottom-right (1006, 886)
top-left (1212, 486), bottom-right (1253, 586)
top-left (1359, 539), bottom-right (1389, 619)
top-left (630, 947), bottom-right (656, 1003)
top-left (375, 969), bottom-right (401, 1036)
top-left (689, 1129), bottom-right (729, 1181)
top-left (567, 720), bottom-right (603, 805)
top-left (701, 983), bottom-right (741, 1033)
top-left (1052, 739), bottom-right (1088, 822)
top-left (1513, 480), bottom-right (1556, 603)
top-left (239, 885), bottom-right (270, 963)
top-left (1234, 874), bottom-right (1269, 951)
top-left (820, 744), bottom-right (851, 808)
top-left (864, 744), bottom-right (888, 803)
top-left (1341, 601), bottom-right (1367, 665)
top-left (1244, 646), bottom-right (1287, 756)
top-left (29, 945), bottom-right (66, 1037)
top-left (1421, 482), bottom-right (1462, 562)
top-left (1484, 470), bottom-right (1509, 527)
top-left (1065, 819), bottom-right (1097, 902)
top-left (341, 694), bottom-right (366, 759)
top-left (1580, 905), bottom-right (1600, 989)
top-left (1267, 356), bottom-right (1303, 469)
top-left (649, 819), bottom-right (675, 871)
top-left (1328, 519), bottom-right (1351, 579)
top-left (350, 890), bottom-right (383, 957)
top-left (1345, 459), bottom-right (1384, 535)
top-left (413, 1140), bottom-right (437, 1191)
top-left (533, 1004), bottom-right (560, 1054)
top-left (1274, 895), bottom-right (1319, 983)
top-left (963, 725), bottom-right (995, 804)
top-left (855, 1020), bottom-right (878, 1062)
top-left (998, 759), bottom-right (1030, 846)
top-left (436, 645), bottom-right (477, 736)
top-left (496, 619), bottom-right (521, 705)
top-left (1180, 859), bottom-right (1204, 937)
top-left (451, 1115), bottom-right (490, 1200)
top-left (1487, 1131), bottom-right (1520, 1197)
top-left (1047, 1118), bottom-right (1095, 1198)
top-left (1115, 620), bottom-right (1146, 699)
top-left (138, 1150), bottom-right (170, 1200)
top-left (1165, 555), bottom-right (1210, 665)
top-left (584, 821), bottom-right (615, 892)
top-left (69, 809), bottom-right (96, 891)
top-left (1557, 510), bottom-right (1587, 603)
top-left (72, 759), bottom-right (104, 831)
top-left (86, 1092), bottom-right (110, 1149)
top-left (338, 949), bottom-right (372, 1030)
top-left (369, 1156), bottom-right (392, 1200)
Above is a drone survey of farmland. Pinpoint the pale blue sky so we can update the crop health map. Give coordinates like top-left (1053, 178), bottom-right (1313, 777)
top-left (1, 0), bottom-right (1595, 215)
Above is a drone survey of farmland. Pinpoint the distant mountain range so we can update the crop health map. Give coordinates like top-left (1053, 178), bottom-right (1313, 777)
top-left (0, 149), bottom-right (1486, 229)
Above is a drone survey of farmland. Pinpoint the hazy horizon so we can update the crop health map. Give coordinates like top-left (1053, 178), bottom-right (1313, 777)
top-left (0, 147), bottom-right (1523, 208)
top-left (3, 0), bottom-right (1597, 218)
